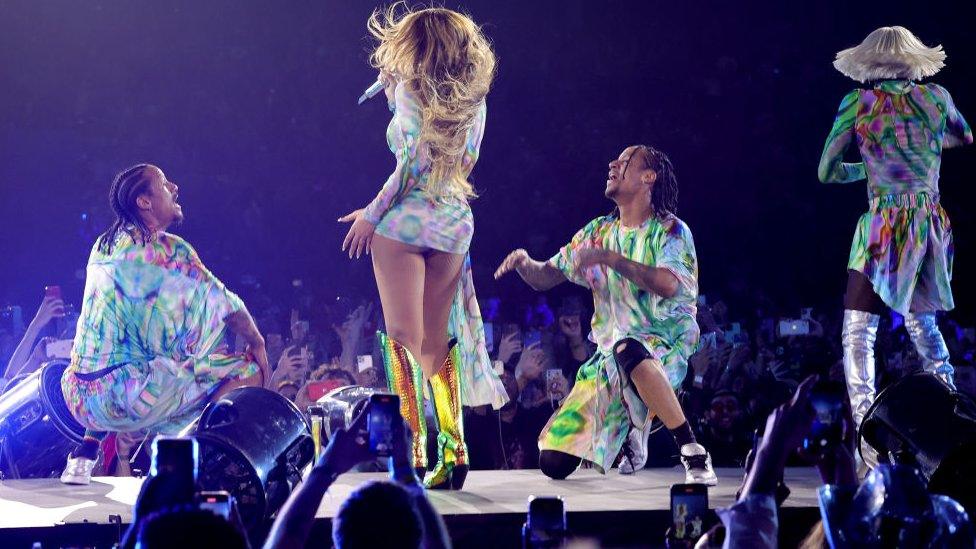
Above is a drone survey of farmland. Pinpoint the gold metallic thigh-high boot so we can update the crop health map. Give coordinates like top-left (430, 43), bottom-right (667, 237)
top-left (842, 309), bottom-right (880, 469)
top-left (904, 312), bottom-right (956, 390)
top-left (424, 342), bottom-right (468, 490)
top-left (378, 332), bottom-right (427, 476)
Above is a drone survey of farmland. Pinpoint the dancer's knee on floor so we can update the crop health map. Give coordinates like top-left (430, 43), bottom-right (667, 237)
top-left (539, 450), bottom-right (581, 480)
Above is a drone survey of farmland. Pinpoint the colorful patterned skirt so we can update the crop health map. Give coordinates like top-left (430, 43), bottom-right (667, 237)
top-left (374, 190), bottom-right (508, 409)
top-left (61, 353), bottom-right (259, 435)
top-left (848, 192), bottom-right (954, 315)
top-left (539, 335), bottom-right (680, 473)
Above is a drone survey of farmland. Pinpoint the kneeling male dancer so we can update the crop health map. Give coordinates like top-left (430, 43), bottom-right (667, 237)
top-left (496, 145), bottom-right (716, 484)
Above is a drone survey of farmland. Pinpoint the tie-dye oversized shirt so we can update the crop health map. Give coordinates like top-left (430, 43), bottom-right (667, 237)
top-left (818, 80), bottom-right (973, 196)
top-left (69, 231), bottom-right (246, 376)
top-left (548, 213), bottom-right (700, 382)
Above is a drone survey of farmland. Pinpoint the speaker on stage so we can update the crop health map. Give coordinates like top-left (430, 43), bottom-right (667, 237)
top-left (0, 361), bottom-right (85, 479)
top-left (183, 386), bottom-right (314, 528)
top-left (860, 371), bottom-right (976, 514)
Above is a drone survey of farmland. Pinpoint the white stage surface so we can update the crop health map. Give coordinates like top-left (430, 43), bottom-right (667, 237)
top-left (0, 467), bottom-right (822, 529)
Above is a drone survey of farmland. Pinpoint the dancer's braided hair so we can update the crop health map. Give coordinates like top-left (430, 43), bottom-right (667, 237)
top-left (637, 145), bottom-right (679, 218)
top-left (97, 164), bottom-right (153, 254)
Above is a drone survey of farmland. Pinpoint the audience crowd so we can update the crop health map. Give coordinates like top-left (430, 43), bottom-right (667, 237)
top-left (3, 275), bottom-right (976, 548)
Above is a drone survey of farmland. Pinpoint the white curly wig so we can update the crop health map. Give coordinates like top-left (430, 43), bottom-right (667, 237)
top-left (833, 26), bottom-right (946, 83)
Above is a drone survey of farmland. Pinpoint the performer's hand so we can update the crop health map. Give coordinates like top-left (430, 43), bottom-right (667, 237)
top-left (318, 405), bottom-right (370, 475)
top-left (494, 248), bottom-right (531, 279)
top-left (573, 247), bottom-right (610, 274)
top-left (339, 209), bottom-right (376, 259)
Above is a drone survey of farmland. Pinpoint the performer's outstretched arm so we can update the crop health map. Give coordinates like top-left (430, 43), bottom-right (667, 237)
top-left (494, 248), bottom-right (566, 291)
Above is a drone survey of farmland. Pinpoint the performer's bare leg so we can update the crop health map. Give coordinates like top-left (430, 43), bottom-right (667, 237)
top-left (420, 251), bottom-right (464, 378)
top-left (371, 235), bottom-right (426, 373)
top-left (629, 359), bottom-right (686, 428)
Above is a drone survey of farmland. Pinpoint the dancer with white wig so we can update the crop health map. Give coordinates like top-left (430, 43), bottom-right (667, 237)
top-left (818, 26), bottom-right (972, 466)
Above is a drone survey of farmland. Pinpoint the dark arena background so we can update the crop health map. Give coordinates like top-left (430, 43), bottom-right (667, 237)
top-left (1, 1), bottom-right (975, 548)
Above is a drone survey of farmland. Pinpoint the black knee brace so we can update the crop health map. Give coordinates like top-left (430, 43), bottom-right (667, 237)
top-left (613, 338), bottom-right (651, 379)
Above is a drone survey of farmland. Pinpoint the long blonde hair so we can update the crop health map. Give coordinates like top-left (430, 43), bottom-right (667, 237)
top-left (368, 3), bottom-right (496, 200)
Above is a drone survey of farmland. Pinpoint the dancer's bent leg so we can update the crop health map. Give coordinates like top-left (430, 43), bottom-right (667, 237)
top-left (614, 339), bottom-right (716, 485)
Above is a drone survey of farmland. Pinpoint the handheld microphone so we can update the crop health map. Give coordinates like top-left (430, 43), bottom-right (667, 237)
top-left (358, 80), bottom-right (384, 105)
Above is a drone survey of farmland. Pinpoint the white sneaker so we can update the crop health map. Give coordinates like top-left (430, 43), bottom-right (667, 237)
top-left (60, 456), bottom-right (96, 485)
top-left (680, 443), bottom-right (717, 486)
top-left (618, 422), bottom-right (651, 475)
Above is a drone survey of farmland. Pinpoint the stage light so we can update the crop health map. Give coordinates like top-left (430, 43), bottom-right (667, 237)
top-left (182, 387), bottom-right (314, 529)
top-left (861, 372), bottom-right (976, 515)
top-left (0, 361), bottom-right (85, 480)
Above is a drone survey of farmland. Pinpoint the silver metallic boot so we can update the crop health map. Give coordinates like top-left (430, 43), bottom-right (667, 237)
top-left (904, 312), bottom-right (956, 390)
top-left (842, 309), bottom-right (881, 469)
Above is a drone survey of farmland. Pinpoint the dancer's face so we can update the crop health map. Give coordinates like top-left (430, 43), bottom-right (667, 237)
top-left (138, 165), bottom-right (184, 229)
top-left (606, 146), bottom-right (654, 201)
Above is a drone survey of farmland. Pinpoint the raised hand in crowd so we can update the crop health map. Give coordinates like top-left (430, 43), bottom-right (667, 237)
top-left (739, 374), bottom-right (817, 499)
top-left (547, 370), bottom-right (571, 402)
top-left (271, 347), bottom-right (310, 388)
top-left (3, 295), bottom-right (65, 380)
top-left (558, 313), bottom-right (589, 362)
top-left (334, 302), bottom-right (374, 371)
top-left (514, 342), bottom-right (544, 390)
top-left (496, 331), bottom-right (522, 364)
top-left (688, 346), bottom-right (722, 390)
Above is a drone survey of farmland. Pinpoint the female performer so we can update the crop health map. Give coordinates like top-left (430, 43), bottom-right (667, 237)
top-left (818, 26), bottom-right (972, 464)
top-left (339, 6), bottom-right (507, 489)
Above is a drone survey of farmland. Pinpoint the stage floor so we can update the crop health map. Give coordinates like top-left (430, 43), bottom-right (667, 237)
top-left (0, 467), bottom-right (821, 529)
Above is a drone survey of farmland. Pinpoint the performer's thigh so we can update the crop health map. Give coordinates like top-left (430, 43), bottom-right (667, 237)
top-left (843, 270), bottom-right (885, 314)
top-left (422, 250), bottom-right (464, 347)
top-left (371, 234), bottom-right (426, 350)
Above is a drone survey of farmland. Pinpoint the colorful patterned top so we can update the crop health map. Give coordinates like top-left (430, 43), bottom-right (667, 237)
top-left (67, 231), bottom-right (251, 378)
top-left (818, 80), bottom-right (973, 197)
top-left (359, 81), bottom-right (507, 409)
top-left (548, 213), bottom-right (700, 386)
top-left (362, 82), bottom-right (486, 255)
